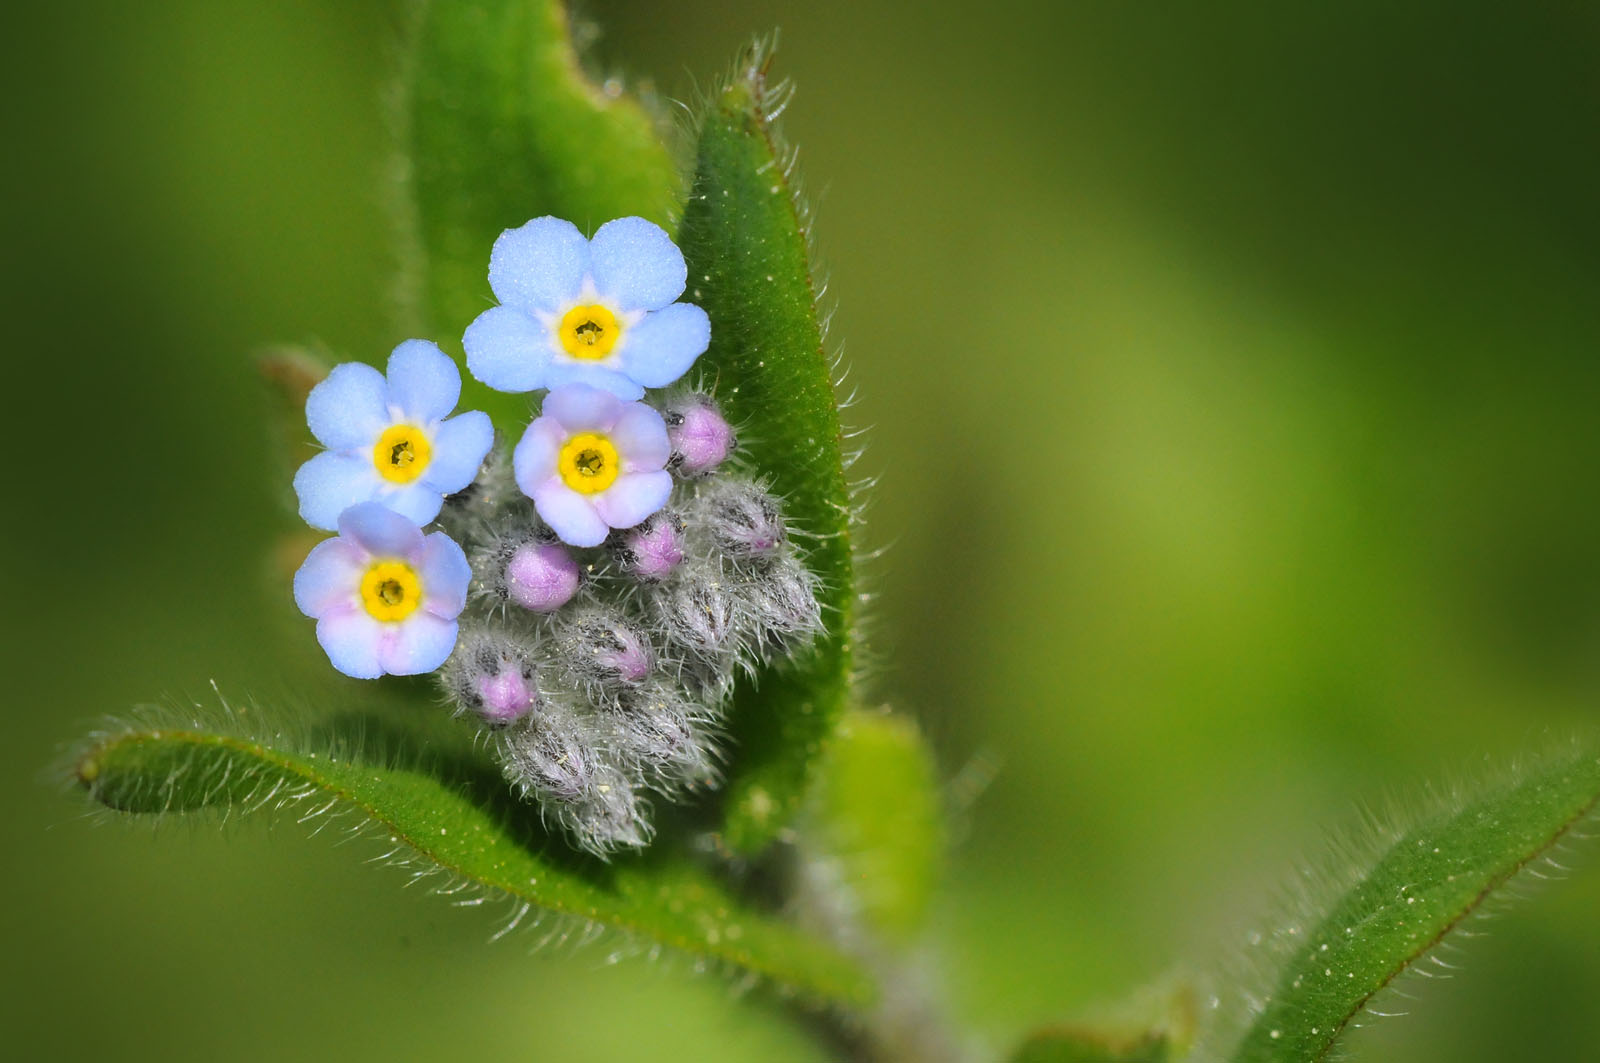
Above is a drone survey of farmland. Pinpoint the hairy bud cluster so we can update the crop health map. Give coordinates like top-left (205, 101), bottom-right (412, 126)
top-left (433, 393), bottom-right (822, 856)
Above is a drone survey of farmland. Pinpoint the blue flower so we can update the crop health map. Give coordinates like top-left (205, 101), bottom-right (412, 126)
top-left (463, 216), bottom-right (711, 400)
top-left (293, 502), bottom-right (471, 679)
top-left (293, 340), bottom-right (493, 531)
top-left (513, 384), bottom-right (673, 547)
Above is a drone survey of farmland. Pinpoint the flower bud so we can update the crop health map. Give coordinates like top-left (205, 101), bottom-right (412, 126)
top-left (653, 567), bottom-right (739, 660)
top-left (498, 715), bottom-right (596, 802)
top-left (557, 609), bottom-right (654, 689)
top-left (506, 541), bottom-right (580, 612)
top-left (691, 478), bottom-right (786, 558)
top-left (615, 511), bottom-right (685, 582)
top-left (742, 556), bottom-right (824, 648)
top-left (665, 394), bottom-right (734, 476)
top-left (441, 631), bottom-right (540, 727)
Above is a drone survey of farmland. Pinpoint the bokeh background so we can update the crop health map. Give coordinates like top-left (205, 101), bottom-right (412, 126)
top-left (6, 1), bottom-right (1600, 1059)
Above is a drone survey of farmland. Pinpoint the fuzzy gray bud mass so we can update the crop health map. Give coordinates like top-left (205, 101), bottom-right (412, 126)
top-left (433, 393), bottom-right (822, 855)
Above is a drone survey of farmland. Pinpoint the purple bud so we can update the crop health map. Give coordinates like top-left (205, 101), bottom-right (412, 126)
top-left (505, 541), bottom-right (580, 612)
top-left (666, 396), bottom-right (734, 476)
top-left (473, 667), bottom-right (537, 725)
top-left (618, 512), bottom-right (685, 582)
top-left (559, 610), bottom-right (655, 688)
top-left (440, 631), bottom-right (540, 728)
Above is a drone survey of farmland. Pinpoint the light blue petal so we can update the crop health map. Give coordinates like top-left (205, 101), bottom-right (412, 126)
top-left (532, 481), bottom-right (609, 547)
top-left (386, 339), bottom-right (460, 424)
top-left (610, 403), bottom-right (671, 469)
top-left (488, 216), bottom-right (588, 314)
top-left (306, 362), bottom-right (387, 450)
top-left (616, 303), bottom-right (710, 389)
top-left (417, 532), bottom-right (471, 618)
top-left (338, 500), bottom-right (426, 558)
top-left (540, 359), bottom-right (644, 400)
top-left (464, 306), bottom-right (554, 394)
top-left (421, 411), bottom-right (493, 494)
top-left (377, 482), bottom-right (445, 528)
top-left (380, 613), bottom-right (458, 676)
top-left (295, 452), bottom-right (383, 531)
top-left (292, 538), bottom-right (363, 617)
top-left (316, 607), bottom-right (385, 679)
top-left (588, 217), bottom-right (686, 312)
top-left (542, 382), bottom-right (623, 431)
top-left (512, 419), bottom-right (564, 496)
top-left (593, 471), bottom-right (672, 529)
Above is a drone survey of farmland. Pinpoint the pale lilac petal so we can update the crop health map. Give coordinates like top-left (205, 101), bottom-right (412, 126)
top-left (292, 538), bottom-right (364, 617)
top-left (512, 418), bottom-right (565, 495)
top-left (376, 481), bottom-right (445, 528)
top-left (417, 532), bottom-right (471, 618)
top-left (316, 607), bottom-right (386, 680)
top-left (306, 362), bottom-right (387, 449)
top-left (338, 501), bottom-right (425, 559)
top-left (592, 471), bottom-right (672, 530)
top-left (488, 217), bottom-right (588, 314)
top-left (379, 613), bottom-right (459, 676)
top-left (588, 217), bottom-right (686, 312)
top-left (420, 411), bottom-right (493, 494)
top-left (540, 359), bottom-right (644, 400)
top-left (294, 452), bottom-right (383, 532)
top-left (464, 306), bottom-right (556, 394)
top-left (610, 403), bottom-right (671, 469)
top-left (532, 481), bottom-right (609, 547)
top-left (541, 383), bottom-right (623, 431)
top-left (616, 303), bottom-right (710, 389)
top-left (385, 340), bottom-right (461, 423)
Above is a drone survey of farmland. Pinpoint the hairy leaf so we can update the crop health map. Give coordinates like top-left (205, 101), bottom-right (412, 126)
top-left (802, 709), bottom-right (942, 943)
top-left (1223, 744), bottom-right (1600, 1062)
top-left (72, 708), bottom-right (874, 1009)
top-left (398, 0), bottom-right (680, 430)
top-left (677, 44), bottom-right (857, 854)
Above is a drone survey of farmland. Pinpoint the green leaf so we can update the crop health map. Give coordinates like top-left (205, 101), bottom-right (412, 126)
top-left (801, 709), bottom-right (942, 943)
top-left (1222, 744), bottom-right (1600, 1062)
top-left (72, 708), bottom-right (875, 1009)
top-left (1009, 1029), bottom-right (1170, 1063)
top-left (398, 0), bottom-right (681, 431)
top-left (677, 44), bottom-right (857, 854)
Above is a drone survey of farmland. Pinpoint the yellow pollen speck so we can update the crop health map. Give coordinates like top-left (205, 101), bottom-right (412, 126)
top-left (557, 432), bottom-right (621, 495)
top-left (557, 304), bottom-right (622, 360)
top-left (360, 560), bottom-right (422, 622)
top-left (373, 424), bottom-right (432, 484)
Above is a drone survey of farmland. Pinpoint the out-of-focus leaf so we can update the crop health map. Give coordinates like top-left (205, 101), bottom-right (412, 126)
top-left (677, 43), bottom-right (856, 855)
top-left (72, 708), bottom-right (875, 1009)
top-left (1009, 1029), bottom-right (1170, 1062)
top-left (1223, 744), bottom-right (1600, 1062)
top-left (802, 708), bottom-right (942, 943)
top-left (399, 0), bottom-right (680, 431)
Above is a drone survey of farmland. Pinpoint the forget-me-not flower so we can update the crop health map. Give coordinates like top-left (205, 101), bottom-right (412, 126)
top-left (463, 216), bottom-right (711, 400)
top-left (294, 340), bottom-right (493, 531)
top-left (513, 384), bottom-right (673, 547)
top-left (293, 502), bottom-right (471, 678)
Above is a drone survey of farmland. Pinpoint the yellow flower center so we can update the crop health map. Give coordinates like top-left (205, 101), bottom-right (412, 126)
top-left (359, 560), bottom-right (422, 622)
top-left (557, 304), bottom-right (622, 360)
top-left (557, 432), bottom-right (621, 495)
top-left (373, 424), bottom-right (432, 484)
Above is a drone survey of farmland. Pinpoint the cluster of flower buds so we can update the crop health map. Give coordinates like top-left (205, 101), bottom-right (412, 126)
top-left (432, 398), bottom-right (821, 854)
top-left (290, 216), bottom-right (824, 855)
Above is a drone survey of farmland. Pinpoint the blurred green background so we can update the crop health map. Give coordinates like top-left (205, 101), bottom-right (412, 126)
top-left (6, 1), bottom-right (1600, 1059)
